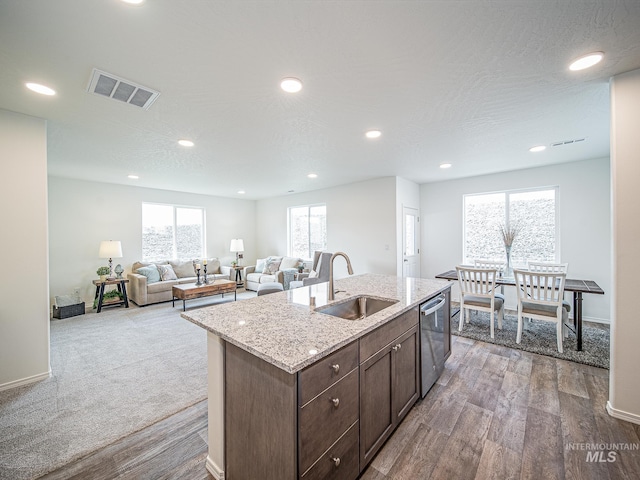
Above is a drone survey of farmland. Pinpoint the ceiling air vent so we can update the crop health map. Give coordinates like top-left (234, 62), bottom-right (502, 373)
top-left (551, 138), bottom-right (586, 147)
top-left (87, 68), bottom-right (160, 110)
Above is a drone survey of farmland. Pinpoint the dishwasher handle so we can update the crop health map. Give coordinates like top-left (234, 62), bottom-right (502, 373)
top-left (421, 295), bottom-right (446, 317)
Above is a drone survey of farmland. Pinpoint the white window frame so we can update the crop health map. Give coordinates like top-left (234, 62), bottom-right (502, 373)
top-left (462, 186), bottom-right (559, 265)
top-left (287, 203), bottom-right (327, 260)
top-left (142, 202), bottom-right (206, 260)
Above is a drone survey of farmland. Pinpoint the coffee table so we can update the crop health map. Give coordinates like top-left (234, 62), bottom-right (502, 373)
top-left (172, 280), bottom-right (237, 311)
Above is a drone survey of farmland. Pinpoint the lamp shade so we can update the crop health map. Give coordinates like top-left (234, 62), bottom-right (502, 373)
top-left (229, 239), bottom-right (244, 253)
top-left (99, 240), bottom-right (123, 259)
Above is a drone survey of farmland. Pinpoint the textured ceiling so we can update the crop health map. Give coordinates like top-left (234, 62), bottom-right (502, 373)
top-left (1, 0), bottom-right (639, 199)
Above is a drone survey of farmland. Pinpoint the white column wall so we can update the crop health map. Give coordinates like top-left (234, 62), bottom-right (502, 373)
top-left (608, 68), bottom-right (640, 423)
top-left (0, 109), bottom-right (50, 389)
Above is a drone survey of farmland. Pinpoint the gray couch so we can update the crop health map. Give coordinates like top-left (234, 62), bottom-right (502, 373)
top-left (127, 259), bottom-right (231, 306)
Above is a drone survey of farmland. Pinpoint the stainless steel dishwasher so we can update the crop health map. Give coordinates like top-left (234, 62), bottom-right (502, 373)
top-left (420, 291), bottom-right (449, 397)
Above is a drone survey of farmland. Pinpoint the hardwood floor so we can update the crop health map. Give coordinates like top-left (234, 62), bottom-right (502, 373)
top-left (41, 336), bottom-right (639, 480)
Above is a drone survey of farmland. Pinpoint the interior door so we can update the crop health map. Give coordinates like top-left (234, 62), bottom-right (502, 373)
top-left (402, 207), bottom-right (420, 278)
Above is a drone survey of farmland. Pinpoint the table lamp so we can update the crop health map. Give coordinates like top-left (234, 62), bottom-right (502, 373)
top-left (99, 240), bottom-right (123, 279)
top-left (230, 239), bottom-right (244, 266)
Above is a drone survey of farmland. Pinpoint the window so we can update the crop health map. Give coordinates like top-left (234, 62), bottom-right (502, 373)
top-left (463, 187), bottom-right (558, 266)
top-left (142, 203), bottom-right (205, 260)
top-left (288, 204), bottom-right (327, 259)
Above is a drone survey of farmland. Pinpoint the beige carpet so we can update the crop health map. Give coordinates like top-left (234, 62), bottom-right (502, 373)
top-left (0, 289), bottom-right (256, 480)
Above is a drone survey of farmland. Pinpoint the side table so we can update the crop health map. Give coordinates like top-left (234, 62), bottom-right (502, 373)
top-left (93, 278), bottom-right (130, 313)
top-left (230, 266), bottom-right (244, 287)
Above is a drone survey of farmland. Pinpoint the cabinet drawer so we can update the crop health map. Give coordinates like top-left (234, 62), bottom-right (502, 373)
top-left (298, 341), bottom-right (359, 405)
top-left (299, 369), bottom-right (359, 474)
top-left (360, 306), bottom-right (418, 361)
top-left (301, 421), bottom-right (359, 480)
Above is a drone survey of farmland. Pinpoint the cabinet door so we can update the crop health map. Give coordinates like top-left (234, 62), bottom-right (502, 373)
top-left (359, 345), bottom-right (393, 467)
top-left (392, 325), bottom-right (419, 422)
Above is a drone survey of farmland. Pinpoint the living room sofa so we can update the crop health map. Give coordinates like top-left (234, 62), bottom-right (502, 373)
top-left (128, 259), bottom-right (231, 306)
top-left (244, 256), bottom-right (302, 291)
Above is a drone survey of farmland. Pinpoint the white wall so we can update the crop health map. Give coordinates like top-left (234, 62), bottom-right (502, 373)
top-left (420, 157), bottom-right (611, 321)
top-left (0, 110), bottom-right (50, 389)
top-left (48, 177), bottom-right (256, 306)
top-left (609, 68), bottom-right (640, 423)
top-left (256, 177), bottom-right (397, 279)
top-left (396, 177), bottom-right (421, 276)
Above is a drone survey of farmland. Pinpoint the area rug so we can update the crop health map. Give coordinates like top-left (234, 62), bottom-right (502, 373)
top-left (451, 309), bottom-right (609, 369)
top-left (0, 297), bottom-right (225, 480)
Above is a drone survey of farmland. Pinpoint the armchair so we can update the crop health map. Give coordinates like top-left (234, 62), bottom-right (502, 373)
top-left (290, 251), bottom-right (332, 289)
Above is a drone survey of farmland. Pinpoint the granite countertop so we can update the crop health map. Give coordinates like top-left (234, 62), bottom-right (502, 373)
top-left (181, 273), bottom-right (450, 374)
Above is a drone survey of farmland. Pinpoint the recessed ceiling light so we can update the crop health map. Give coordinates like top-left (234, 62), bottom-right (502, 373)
top-left (529, 145), bottom-right (546, 152)
top-left (280, 77), bottom-right (303, 93)
top-left (26, 82), bottom-right (56, 96)
top-left (439, 163), bottom-right (452, 169)
top-left (365, 130), bottom-right (382, 139)
top-left (128, 174), bottom-right (139, 179)
top-left (237, 190), bottom-right (245, 194)
top-left (178, 139), bottom-right (194, 147)
top-left (121, 0), bottom-right (144, 4)
top-left (307, 173), bottom-right (318, 178)
top-left (569, 52), bottom-right (604, 71)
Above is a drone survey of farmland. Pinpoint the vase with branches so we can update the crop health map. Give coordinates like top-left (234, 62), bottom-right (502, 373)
top-left (499, 223), bottom-right (520, 277)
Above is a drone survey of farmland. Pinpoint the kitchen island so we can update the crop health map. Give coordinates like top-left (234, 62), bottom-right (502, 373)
top-left (182, 273), bottom-right (451, 480)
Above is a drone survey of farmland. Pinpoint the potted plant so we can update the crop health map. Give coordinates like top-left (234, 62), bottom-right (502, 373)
top-left (96, 266), bottom-right (110, 281)
top-left (93, 289), bottom-right (123, 309)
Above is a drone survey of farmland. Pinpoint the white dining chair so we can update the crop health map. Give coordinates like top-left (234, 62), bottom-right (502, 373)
top-left (474, 259), bottom-right (506, 274)
top-left (527, 261), bottom-right (569, 273)
top-left (456, 265), bottom-right (505, 339)
top-left (514, 268), bottom-right (569, 353)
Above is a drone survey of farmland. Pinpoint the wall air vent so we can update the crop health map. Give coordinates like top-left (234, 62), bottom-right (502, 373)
top-left (87, 68), bottom-right (160, 110)
top-left (551, 138), bottom-right (586, 147)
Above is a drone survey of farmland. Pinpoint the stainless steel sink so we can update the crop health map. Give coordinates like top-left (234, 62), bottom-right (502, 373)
top-left (315, 295), bottom-right (398, 320)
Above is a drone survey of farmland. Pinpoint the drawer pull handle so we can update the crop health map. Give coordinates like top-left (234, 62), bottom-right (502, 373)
top-left (332, 398), bottom-right (340, 408)
top-left (392, 343), bottom-right (402, 351)
top-left (332, 457), bottom-right (341, 467)
top-left (331, 364), bottom-right (340, 373)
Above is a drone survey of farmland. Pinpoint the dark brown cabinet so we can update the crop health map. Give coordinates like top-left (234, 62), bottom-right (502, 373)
top-left (359, 307), bottom-right (419, 469)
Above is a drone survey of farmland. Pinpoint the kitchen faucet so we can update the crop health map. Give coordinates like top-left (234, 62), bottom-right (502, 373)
top-left (328, 252), bottom-right (354, 300)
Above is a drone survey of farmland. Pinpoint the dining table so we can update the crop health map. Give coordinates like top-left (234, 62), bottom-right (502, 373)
top-left (435, 270), bottom-right (605, 351)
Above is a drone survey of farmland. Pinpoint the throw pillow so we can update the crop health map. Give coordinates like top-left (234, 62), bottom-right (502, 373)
top-left (308, 270), bottom-right (318, 278)
top-left (169, 260), bottom-right (195, 278)
top-left (157, 264), bottom-right (178, 281)
top-left (136, 264), bottom-right (161, 284)
top-left (280, 256), bottom-right (300, 270)
top-left (255, 258), bottom-right (267, 273)
top-left (263, 257), bottom-right (282, 274)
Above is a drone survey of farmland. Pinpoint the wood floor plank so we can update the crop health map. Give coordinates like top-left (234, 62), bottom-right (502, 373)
top-left (425, 389), bottom-right (468, 436)
top-left (528, 355), bottom-right (560, 415)
top-left (474, 439), bottom-right (522, 480)
top-left (468, 368), bottom-right (505, 412)
top-left (487, 379), bottom-right (528, 454)
top-left (483, 352), bottom-right (510, 375)
top-left (369, 403), bottom-right (423, 475)
top-left (559, 391), bottom-right (610, 480)
top-left (460, 341), bottom-right (490, 369)
top-left (557, 359), bottom-right (589, 399)
top-left (507, 348), bottom-right (533, 377)
top-left (385, 423), bottom-right (450, 479)
top-left (521, 407), bottom-right (565, 480)
top-left (429, 402), bottom-right (493, 480)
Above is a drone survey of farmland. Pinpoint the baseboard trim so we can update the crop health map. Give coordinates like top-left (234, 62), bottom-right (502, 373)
top-left (206, 455), bottom-right (225, 480)
top-left (0, 370), bottom-right (51, 392)
top-left (606, 401), bottom-right (640, 425)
